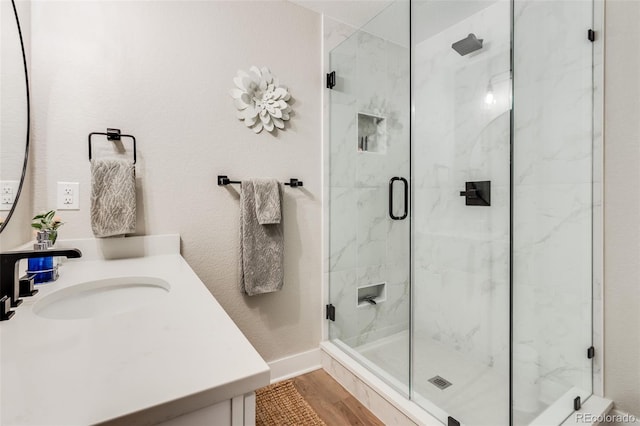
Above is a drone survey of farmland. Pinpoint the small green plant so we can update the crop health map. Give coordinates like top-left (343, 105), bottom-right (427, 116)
top-left (31, 210), bottom-right (64, 244)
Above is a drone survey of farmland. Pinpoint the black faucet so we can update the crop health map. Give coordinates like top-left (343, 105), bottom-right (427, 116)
top-left (0, 249), bottom-right (82, 320)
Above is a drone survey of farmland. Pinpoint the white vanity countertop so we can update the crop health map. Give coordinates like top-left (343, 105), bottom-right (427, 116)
top-left (1, 234), bottom-right (270, 426)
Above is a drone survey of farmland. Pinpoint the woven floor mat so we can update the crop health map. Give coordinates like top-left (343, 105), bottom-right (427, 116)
top-left (256, 379), bottom-right (327, 426)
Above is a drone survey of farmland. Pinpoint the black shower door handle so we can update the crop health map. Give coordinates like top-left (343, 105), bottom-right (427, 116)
top-left (389, 177), bottom-right (408, 220)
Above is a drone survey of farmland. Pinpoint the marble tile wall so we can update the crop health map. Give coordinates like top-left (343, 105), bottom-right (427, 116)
top-left (412, 0), bottom-right (511, 380)
top-left (327, 22), bottom-right (411, 348)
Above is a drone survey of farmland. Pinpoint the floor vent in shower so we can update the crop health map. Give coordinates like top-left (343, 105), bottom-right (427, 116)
top-left (428, 375), bottom-right (452, 390)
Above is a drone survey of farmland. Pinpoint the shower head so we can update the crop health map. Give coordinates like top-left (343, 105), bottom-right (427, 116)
top-left (452, 33), bottom-right (484, 56)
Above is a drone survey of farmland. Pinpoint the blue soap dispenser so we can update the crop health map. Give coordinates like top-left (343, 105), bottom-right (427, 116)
top-left (27, 231), bottom-right (55, 284)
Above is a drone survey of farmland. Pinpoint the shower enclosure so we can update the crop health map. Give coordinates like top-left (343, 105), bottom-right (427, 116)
top-left (326, 0), bottom-right (597, 424)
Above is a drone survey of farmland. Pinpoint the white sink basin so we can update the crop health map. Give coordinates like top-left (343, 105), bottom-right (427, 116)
top-left (33, 276), bottom-right (171, 320)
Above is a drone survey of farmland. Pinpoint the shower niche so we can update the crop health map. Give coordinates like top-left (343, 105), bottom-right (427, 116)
top-left (357, 112), bottom-right (386, 153)
top-left (357, 282), bottom-right (386, 307)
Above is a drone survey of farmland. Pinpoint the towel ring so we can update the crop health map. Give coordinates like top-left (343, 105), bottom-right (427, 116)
top-left (88, 128), bottom-right (137, 164)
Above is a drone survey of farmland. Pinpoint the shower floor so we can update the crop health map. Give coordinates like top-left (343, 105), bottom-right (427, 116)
top-left (353, 330), bottom-right (515, 426)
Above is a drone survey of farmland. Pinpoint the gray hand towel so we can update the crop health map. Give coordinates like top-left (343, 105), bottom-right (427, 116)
top-left (90, 158), bottom-right (136, 238)
top-left (239, 179), bottom-right (284, 296)
top-left (253, 179), bottom-right (281, 225)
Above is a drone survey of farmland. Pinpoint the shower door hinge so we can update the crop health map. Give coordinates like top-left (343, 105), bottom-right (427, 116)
top-left (448, 417), bottom-right (461, 426)
top-left (588, 29), bottom-right (595, 42)
top-left (587, 346), bottom-right (595, 359)
top-left (326, 71), bottom-right (336, 89)
top-left (574, 396), bottom-right (582, 411)
top-left (326, 304), bottom-right (335, 321)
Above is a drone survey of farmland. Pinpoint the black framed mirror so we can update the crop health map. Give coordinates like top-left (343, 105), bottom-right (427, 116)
top-left (0, 0), bottom-right (30, 233)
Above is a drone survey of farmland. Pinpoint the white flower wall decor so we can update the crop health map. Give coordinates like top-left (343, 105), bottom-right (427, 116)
top-left (230, 66), bottom-right (292, 133)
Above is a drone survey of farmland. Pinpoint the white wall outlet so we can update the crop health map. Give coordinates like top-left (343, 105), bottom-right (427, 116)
top-left (57, 182), bottom-right (80, 210)
top-left (0, 181), bottom-right (20, 211)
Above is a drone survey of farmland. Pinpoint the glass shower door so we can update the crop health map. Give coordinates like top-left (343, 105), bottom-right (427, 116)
top-left (327, 5), bottom-right (412, 395)
top-left (512, 0), bottom-right (594, 423)
top-left (411, 0), bottom-right (512, 424)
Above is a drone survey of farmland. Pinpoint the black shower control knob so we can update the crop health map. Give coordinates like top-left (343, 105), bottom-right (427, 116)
top-left (460, 181), bottom-right (491, 206)
top-left (460, 188), bottom-right (478, 198)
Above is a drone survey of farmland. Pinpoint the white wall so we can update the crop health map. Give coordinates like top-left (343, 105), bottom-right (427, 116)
top-left (29, 0), bottom-right (322, 363)
top-left (603, 0), bottom-right (640, 417)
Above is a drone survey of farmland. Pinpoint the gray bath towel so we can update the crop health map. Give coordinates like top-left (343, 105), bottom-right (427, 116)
top-left (239, 179), bottom-right (284, 296)
top-left (90, 159), bottom-right (136, 238)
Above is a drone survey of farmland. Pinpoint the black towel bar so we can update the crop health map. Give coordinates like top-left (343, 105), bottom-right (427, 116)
top-left (88, 128), bottom-right (137, 164)
top-left (217, 175), bottom-right (303, 188)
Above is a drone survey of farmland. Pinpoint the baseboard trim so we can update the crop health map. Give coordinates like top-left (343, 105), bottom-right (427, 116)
top-left (268, 348), bottom-right (322, 383)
